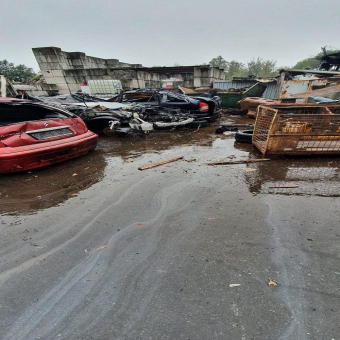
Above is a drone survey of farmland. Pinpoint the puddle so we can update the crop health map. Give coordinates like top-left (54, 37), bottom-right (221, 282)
top-left (1, 114), bottom-right (339, 215)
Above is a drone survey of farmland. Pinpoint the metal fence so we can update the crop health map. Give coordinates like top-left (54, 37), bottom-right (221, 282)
top-left (252, 107), bottom-right (277, 153)
top-left (253, 105), bottom-right (340, 154)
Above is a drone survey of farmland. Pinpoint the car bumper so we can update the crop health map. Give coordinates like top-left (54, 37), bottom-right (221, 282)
top-left (0, 131), bottom-right (98, 173)
top-left (191, 109), bottom-right (221, 121)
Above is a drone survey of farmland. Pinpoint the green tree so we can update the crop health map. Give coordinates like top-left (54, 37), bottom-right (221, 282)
top-left (293, 57), bottom-right (320, 69)
top-left (247, 58), bottom-right (277, 78)
top-left (225, 60), bottom-right (247, 79)
top-left (209, 56), bottom-right (228, 70)
top-left (0, 60), bottom-right (36, 82)
top-left (293, 46), bottom-right (340, 69)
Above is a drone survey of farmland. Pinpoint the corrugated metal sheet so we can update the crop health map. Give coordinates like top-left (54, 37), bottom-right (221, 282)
top-left (213, 80), bottom-right (279, 99)
top-left (263, 82), bottom-right (280, 99)
top-left (286, 84), bottom-right (340, 98)
top-left (280, 79), bottom-right (327, 98)
top-left (213, 80), bottom-right (255, 90)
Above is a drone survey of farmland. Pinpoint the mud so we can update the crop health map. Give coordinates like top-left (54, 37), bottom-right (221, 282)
top-left (0, 115), bottom-right (339, 339)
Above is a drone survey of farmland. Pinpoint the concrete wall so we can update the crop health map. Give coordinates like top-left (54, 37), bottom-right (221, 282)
top-left (32, 47), bottom-right (225, 94)
top-left (159, 73), bottom-right (194, 88)
top-left (194, 67), bottom-right (224, 87)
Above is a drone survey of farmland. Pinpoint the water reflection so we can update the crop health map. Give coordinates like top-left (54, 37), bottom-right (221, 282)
top-left (0, 151), bottom-right (107, 215)
top-left (99, 126), bottom-right (218, 158)
top-left (244, 157), bottom-right (340, 197)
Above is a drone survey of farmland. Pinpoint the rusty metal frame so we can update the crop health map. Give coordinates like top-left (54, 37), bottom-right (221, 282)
top-left (253, 104), bottom-right (340, 155)
top-left (253, 106), bottom-right (278, 154)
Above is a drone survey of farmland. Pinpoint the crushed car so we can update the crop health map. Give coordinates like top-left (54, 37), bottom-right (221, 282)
top-left (68, 103), bottom-right (195, 134)
top-left (31, 91), bottom-right (220, 135)
top-left (113, 89), bottom-right (222, 123)
top-left (0, 98), bottom-right (98, 173)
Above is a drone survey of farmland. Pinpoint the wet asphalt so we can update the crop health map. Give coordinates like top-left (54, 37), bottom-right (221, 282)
top-left (0, 115), bottom-right (339, 340)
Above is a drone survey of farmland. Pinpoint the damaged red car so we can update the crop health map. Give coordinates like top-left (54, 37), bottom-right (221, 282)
top-left (0, 98), bottom-right (98, 173)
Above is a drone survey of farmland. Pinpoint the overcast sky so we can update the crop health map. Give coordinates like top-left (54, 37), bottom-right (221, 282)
top-left (2, 0), bottom-right (340, 71)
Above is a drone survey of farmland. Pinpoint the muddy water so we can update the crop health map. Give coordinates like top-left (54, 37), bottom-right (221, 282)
top-left (0, 114), bottom-right (339, 339)
top-left (0, 115), bottom-right (339, 216)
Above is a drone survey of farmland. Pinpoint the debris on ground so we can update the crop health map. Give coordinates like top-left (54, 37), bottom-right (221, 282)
top-left (268, 278), bottom-right (278, 287)
top-left (207, 158), bottom-right (271, 166)
top-left (235, 129), bottom-right (254, 143)
top-left (85, 245), bottom-right (108, 253)
top-left (215, 125), bottom-right (238, 134)
top-left (138, 156), bottom-right (184, 170)
top-left (216, 123), bottom-right (254, 135)
top-left (96, 245), bottom-right (108, 251)
top-left (229, 284), bottom-right (241, 287)
top-left (123, 154), bottom-right (143, 160)
top-left (269, 185), bottom-right (299, 188)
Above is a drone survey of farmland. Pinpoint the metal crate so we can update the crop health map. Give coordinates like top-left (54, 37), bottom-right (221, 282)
top-left (253, 104), bottom-right (340, 155)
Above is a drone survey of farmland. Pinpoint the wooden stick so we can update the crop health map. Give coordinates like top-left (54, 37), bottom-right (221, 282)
top-left (138, 156), bottom-right (184, 170)
top-left (206, 158), bottom-right (271, 166)
top-left (220, 124), bottom-right (254, 127)
top-left (269, 185), bottom-right (299, 189)
top-left (124, 154), bottom-right (143, 160)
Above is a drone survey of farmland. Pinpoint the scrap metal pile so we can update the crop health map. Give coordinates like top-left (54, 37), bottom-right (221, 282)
top-left (30, 90), bottom-right (222, 136)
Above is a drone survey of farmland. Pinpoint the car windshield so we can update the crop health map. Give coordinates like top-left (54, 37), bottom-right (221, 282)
top-left (0, 102), bottom-right (72, 126)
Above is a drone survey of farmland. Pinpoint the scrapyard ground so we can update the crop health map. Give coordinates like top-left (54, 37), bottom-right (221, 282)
top-left (0, 115), bottom-right (339, 340)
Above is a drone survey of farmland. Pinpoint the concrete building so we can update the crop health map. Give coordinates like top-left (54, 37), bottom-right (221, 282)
top-left (32, 47), bottom-right (225, 95)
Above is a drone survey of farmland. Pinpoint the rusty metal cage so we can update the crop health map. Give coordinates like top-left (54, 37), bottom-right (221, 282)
top-left (253, 104), bottom-right (340, 154)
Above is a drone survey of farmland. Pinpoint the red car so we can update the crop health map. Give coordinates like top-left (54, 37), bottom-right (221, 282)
top-left (0, 98), bottom-right (98, 173)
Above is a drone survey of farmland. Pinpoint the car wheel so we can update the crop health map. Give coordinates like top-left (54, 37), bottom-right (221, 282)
top-left (235, 130), bottom-right (253, 143)
top-left (103, 127), bottom-right (115, 136)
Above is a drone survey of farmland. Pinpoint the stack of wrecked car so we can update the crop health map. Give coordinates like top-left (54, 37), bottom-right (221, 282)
top-left (113, 89), bottom-right (222, 123)
top-left (32, 90), bottom-right (222, 135)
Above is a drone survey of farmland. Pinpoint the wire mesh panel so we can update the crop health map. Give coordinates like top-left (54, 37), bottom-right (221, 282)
top-left (253, 106), bottom-right (278, 153)
top-left (253, 104), bottom-right (340, 154)
top-left (87, 80), bottom-right (122, 95)
top-left (273, 114), bottom-right (340, 153)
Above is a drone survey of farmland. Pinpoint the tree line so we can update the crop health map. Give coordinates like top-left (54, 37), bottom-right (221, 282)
top-left (209, 56), bottom-right (277, 79)
top-left (208, 47), bottom-right (340, 79)
top-left (0, 60), bottom-right (36, 82)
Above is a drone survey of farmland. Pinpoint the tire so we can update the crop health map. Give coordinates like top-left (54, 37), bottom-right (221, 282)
top-left (235, 130), bottom-right (253, 143)
top-left (227, 109), bottom-right (248, 115)
top-left (215, 126), bottom-right (238, 134)
top-left (189, 120), bottom-right (209, 128)
top-left (103, 127), bottom-right (116, 136)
